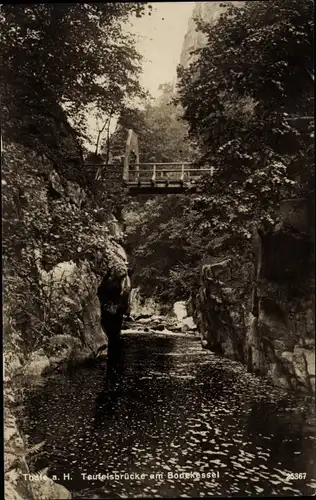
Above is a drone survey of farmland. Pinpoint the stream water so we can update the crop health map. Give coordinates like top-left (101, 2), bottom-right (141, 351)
top-left (21, 331), bottom-right (316, 498)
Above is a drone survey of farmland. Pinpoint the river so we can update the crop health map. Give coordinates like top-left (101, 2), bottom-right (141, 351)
top-left (21, 331), bottom-right (316, 498)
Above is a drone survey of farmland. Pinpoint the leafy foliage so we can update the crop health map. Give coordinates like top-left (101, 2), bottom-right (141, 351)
top-left (2, 4), bottom-right (151, 353)
top-left (128, 0), bottom-right (314, 304)
top-left (2, 142), bottom-right (119, 352)
top-left (109, 82), bottom-right (198, 162)
top-left (177, 0), bottom-right (314, 196)
top-left (1, 3), bottom-right (150, 153)
top-left (126, 196), bottom-right (201, 302)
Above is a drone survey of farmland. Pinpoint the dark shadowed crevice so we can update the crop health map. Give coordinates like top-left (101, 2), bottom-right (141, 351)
top-left (97, 272), bottom-right (129, 349)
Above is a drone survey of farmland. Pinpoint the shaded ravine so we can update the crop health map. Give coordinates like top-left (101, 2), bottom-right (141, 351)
top-left (21, 332), bottom-right (316, 498)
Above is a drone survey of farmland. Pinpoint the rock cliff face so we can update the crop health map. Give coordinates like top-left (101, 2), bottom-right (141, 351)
top-left (17, 171), bottom-right (129, 373)
top-left (179, 1), bottom-right (244, 70)
top-left (193, 199), bottom-right (315, 393)
top-left (4, 138), bottom-right (130, 499)
top-left (4, 140), bottom-right (130, 369)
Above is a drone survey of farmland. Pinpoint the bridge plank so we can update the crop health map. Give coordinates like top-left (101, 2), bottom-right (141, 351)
top-left (83, 161), bottom-right (213, 194)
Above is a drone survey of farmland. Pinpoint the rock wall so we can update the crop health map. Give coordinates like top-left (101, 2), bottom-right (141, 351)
top-left (194, 198), bottom-right (315, 393)
top-left (179, 1), bottom-right (244, 70)
top-left (4, 142), bottom-right (130, 499)
top-left (4, 151), bottom-right (130, 364)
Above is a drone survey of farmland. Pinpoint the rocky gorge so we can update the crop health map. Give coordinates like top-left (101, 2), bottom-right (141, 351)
top-left (193, 198), bottom-right (315, 394)
top-left (3, 138), bottom-right (131, 499)
top-left (3, 1), bottom-right (314, 499)
top-left (4, 161), bottom-right (315, 499)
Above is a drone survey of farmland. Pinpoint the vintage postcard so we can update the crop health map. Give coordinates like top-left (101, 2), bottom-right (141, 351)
top-left (2, 1), bottom-right (315, 499)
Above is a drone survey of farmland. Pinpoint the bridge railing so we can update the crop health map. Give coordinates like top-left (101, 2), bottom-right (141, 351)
top-left (126, 163), bottom-right (214, 184)
top-left (83, 162), bottom-right (214, 186)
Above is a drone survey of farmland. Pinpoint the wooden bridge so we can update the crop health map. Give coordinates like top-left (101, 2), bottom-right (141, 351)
top-left (86, 128), bottom-right (214, 195)
top-left (86, 162), bottom-right (214, 195)
top-left (123, 162), bottom-right (213, 195)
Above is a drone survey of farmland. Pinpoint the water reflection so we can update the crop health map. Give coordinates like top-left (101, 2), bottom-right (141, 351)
top-left (94, 340), bottom-right (125, 425)
top-left (20, 332), bottom-right (316, 498)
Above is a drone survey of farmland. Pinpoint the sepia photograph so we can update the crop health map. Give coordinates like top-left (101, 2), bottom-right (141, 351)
top-left (2, 1), bottom-right (315, 499)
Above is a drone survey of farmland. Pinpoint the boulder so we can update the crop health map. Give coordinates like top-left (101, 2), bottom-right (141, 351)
top-left (136, 317), bottom-right (153, 324)
top-left (129, 288), bottom-right (161, 318)
top-left (173, 302), bottom-right (197, 333)
top-left (39, 260), bottom-right (107, 356)
top-left (22, 353), bottom-right (50, 379)
top-left (5, 481), bottom-right (26, 500)
top-left (181, 324), bottom-right (190, 333)
top-left (5, 469), bottom-right (33, 500)
top-left (183, 316), bottom-right (196, 329)
top-left (293, 347), bottom-right (315, 384)
top-left (173, 301), bottom-right (187, 322)
top-left (32, 479), bottom-right (72, 500)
